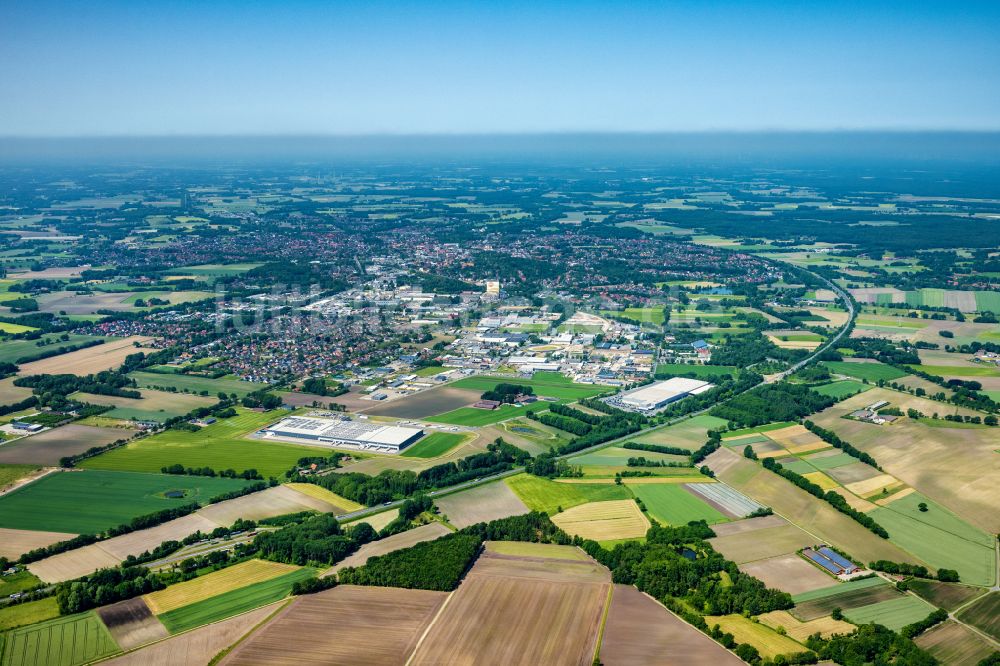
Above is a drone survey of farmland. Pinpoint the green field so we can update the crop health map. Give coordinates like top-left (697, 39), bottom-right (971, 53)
top-left (0, 335), bottom-right (106, 365)
top-left (956, 592), bottom-right (1000, 641)
top-left (812, 380), bottom-right (872, 399)
top-left (974, 291), bottom-right (1000, 313)
top-left (0, 571), bottom-right (42, 599)
top-left (790, 576), bottom-right (888, 603)
top-left (632, 414), bottom-right (729, 451)
top-left (400, 432), bottom-right (467, 458)
top-left (0, 611), bottom-right (119, 666)
top-left (163, 262), bottom-right (263, 277)
top-left (602, 307), bottom-right (665, 325)
top-left (909, 364), bottom-right (1000, 378)
top-left (81, 410), bottom-right (321, 480)
top-left (723, 422), bottom-right (797, 439)
top-left (0, 464), bottom-right (38, 488)
top-left (128, 370), bottom-right (265, 397)
top-left (0, 597), bottom-right (59, 632)
top-left (505, 474), bottom-right (630, 515)
top-left (843, 595), bottom-right (936, 631)
top-left (654, 363), bottom-right (737, 379)
top-left (869, 493), bottom-right (995, 587)
top-left (822, 361), bottom-right (907, 382)
top-left (799, 451), bottom-right (858, 470)
top-left (427, 402), bottom-right (542, 426)
top-left (907, 579), bottom-right (988, 612)
top-left (157, 567), bottom-right (314, 634)
top-left (0, 470), bottom-right (252, 534)
top-left (446, 373), bottom-right (607, 401)
top-left (568, 446), bottom-right (687, 467)
top-left (632, 484), bottom-right (728, 525)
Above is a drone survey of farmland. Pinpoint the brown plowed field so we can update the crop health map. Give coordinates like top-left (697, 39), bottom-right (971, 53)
top-left (600, 585), bottom-right (744, 665)
top-left (195, 484), bottom-right (317, 524)
top-left (740, 554), bottom-right (836, 596)
top-left (99, 602), bottom-right (283, 666)
top-left (409, 548), bottom-right (611, 666)
top-left (96, 513), bottom-right (221, 559)
top-left (220, 585), bottom-right (448, 666)
top-left (359, 386), bottom-right (481, 418)
top-left (96, 597), bottom-right (168, 650)
top-left (709, 523), bottom-right (816, 564)
top-left (435, 480), bottom-right (528, 528)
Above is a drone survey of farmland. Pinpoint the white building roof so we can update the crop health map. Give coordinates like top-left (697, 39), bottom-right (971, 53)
top-left (620, 377), bottom-right (713, 409)
top-left (267, 416), bottom-right (422, 446)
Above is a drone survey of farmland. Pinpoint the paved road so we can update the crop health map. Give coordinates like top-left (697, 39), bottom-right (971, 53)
top-left (336, 263), bottom-right (858, 523)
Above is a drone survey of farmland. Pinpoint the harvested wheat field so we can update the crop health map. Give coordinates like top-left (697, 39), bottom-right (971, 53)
top-left (99, 602), bottom-right (283, 666)
top-left (220, 585), bottom-right (448, 666)
top-left (552, 500), bottom-right (649, 541)
top-left (324, 522), bottom-right (450, 576)
top-left (144, 559), bottom-right (300, 614)
top-left (17, 336), bottom-right (154, 376)
top-left (97, 513), bottom-right (221, 560)
top-left (600, 585), bottom-right (743, 665)
top-left (740, 555), bottom-right (836, 596)
top-left (757, 610), bottom-right (854, 642)
top-left (343, 508), bottom-right (398, 532)
top-left (96, 597), bottom-right (168, 650)
top-left (0, 424), bottom-right (137, 465)
top-left (29, 542), bottom-right (121, 583)
top-left (195, 485), bottom-right (321, 524)
top-left (709, 523), bottom-right (816, 564)
top-left (283, 482), bottom-right (363, 513)
top-left (409, 547), bottom-right (611, 666)
top-left (435, 480), bottom-right (529, 528)
top-left (0, 526), bottom-right (75, 559)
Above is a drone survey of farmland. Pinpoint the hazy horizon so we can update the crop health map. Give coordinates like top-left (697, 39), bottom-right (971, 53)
top-left (2, 1), bottom-right (999, 137)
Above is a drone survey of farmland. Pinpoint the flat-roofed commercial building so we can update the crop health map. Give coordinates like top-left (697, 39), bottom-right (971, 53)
top-left (262, 416), bottom-right (423, 452)
top-left (616, 377), bottom-right (715, 413)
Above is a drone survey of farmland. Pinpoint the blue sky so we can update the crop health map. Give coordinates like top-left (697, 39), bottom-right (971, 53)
top-left (1, 1), bottom-right (998, 136)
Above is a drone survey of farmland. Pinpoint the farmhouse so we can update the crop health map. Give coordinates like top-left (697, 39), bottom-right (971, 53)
top-left (615, 377), bottom-right (715, 413)
top-left (262, 416), bottom-right (423, 452)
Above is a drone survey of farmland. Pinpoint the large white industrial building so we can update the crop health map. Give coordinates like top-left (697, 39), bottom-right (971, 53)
top-left (262, 416), bottom-right (424, 453)
top-left (616, 377), bottom-right (715, 413)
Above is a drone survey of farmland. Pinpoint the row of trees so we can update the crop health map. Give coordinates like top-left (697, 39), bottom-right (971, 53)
top-left (711, 383), bottom-right (835, 427)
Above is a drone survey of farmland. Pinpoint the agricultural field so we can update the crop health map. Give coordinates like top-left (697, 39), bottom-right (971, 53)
top-left (907, 578), bottom-right (987, 611)
top-left (16, 336), bottom-right (154, 377)
top-left (709, 517), bottom-right (816, 564)
top-left (654, 363), bottom-right (737, 379)
top-left (631, 414), bottom-right (729, 451)
top-left (0, 377), bottom-right (33, 406)
top-left (485, 540), bottom-right (591, 560)
top-left (325, 523), bottom-right (451, 575)
top-left (505, 473), bottom-right (631, 515)
top-left (283, 482), bottom-right (363, 513)
top-left (426, 402), bottom-right (541, 426)
top-left (434, 481), bottom-right (529, 528)
top-left (685, 482), bottom-right (764, 517)
top-left (811, 379), bottom-right (872, 399)
top-left (0, 597), bottom-right (60, 632)
top-left (156, 567), bottom-right (315, 634)
top-left (705, 448), bottom-right (920, 566)
top-left (915, 620), bottom-right (997, 665)
top-left (0, 463), bottom-right (38, 490)
top-left (80, 409), bottom-right (320, 479)
top-left (221, 585), bottom-right (447, 666)
top-left (499, 418), bottom-right (572, 453)
top-left (409, 546), bottom-right (610, 666)
top-left (68, 389), bottom-right (215, 422)
top-left (632, 484), bottom-right (728, 525)
top-left (956, 592), bottom-right (1000, 642)
top-left (0, 423), bottom-right (137, 466)
top-left (128, 370), bottom-right (265, 397)
top-left (359, 386), bottom-right (480, 419)
top-left (446, 372), bottom-right (608, 401)
top-left (600, 584), bottom-right (744, 665)
top-left (0, 334), bottom-right (107, 365)
top-left (568, 446), bottom-right (686, 467)
top-left (552, 499), bottom-right (650, 541)
top-left (32, 290), bottom-right (214, 316)
top-left (399, 431), bottom-right (467, 458)
top-left (790, 578), bottom-right (902, 621)
top-left (811, 389), bottom-right (1000, 534)
top-left (756, 610), bottom-right (854, 642)
top-left (0, 611), bottom-right (119, 666)
top-left (96, 598), bottom-right (168, 651)
top-left (0, 469), bottom-right (252, 534)
top-left (740, 554), bottom-right (836, 596)
top-left (843, 595), bottom-right (936, 631)
top-left (99, 602), bottom-right (281, 666)
top-left (704, 614), bottom-right (806, 659)
top-left (821, 360), bottom-right (907, 382)
top-left (145, 559), bottom-right (300, 614)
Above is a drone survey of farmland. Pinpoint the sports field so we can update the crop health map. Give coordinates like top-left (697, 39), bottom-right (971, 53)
top-left (157, 567), bottom-right (315, 634)
top-left (843, 595), bottom-right (936, 631)
top-left (128, 370), bottom-right (265, 397)
top-left (400, 432), bottom-right (467, 458)
top-left (632, 484), bottom-right (728, 525)
top-left (80, 409), bottom-right (321, 479)
top-left (505, 473), bottom-right (630, 515)
top-left (0, 611), bottom-right (119, 666)
top-left (821, 360), bottom-right (906, 382)
top-left (0, 469), bottom-right (251, 534)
